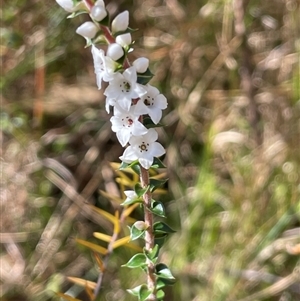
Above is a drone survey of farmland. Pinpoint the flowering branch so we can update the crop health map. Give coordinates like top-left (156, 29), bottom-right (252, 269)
top-left (56, 0), bottom-right (175, 300)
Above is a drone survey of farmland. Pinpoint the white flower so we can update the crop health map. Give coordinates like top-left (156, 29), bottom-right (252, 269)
top-left (111, 11), bottom-right (129, 33)
top-left (134, 85), bottom-right (168, 124)
top-left (120, 128), bottom-right (165, 169)
top-left (116, 33), bottom-right (132, 48)
top-left (104, 66), bottom-right (147, 111)
top-left (56, 0), bottom-right (76, 12)
top-left (133, 57), bottom-right (149, 73)
top-left (106, 43), bottom-right (124, 61)
top-left (91, 45), bottom-right (116, 90)
top-left (76, 21), bottom-right (98, 39)
top-left (90, 5), bottom-right (107, 21)
top-left (110, 105), bottom-right (148, 147)
top-left (94, 0), bottom-right (105, 7)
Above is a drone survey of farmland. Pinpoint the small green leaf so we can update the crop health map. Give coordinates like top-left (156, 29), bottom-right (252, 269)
top-left (119, 160), bottom-right (139, 170)
top-left (139, 285), bottom-right (152, 301)
top-left (134, 183), bottom-right (149, 197)
top-left (154, 235), bottom-right (167, 248)
top-left (144, 244), bottom-right (159, 261)
top-left (149, 179), bottom-right (168, 192)
top-left (131, 164), bottom-right (141, 175)
top-left (149, 200), bottom-right (166, 217)
top-left (130, 224), bottom-right (146, 241)
top-left (143, 117), bottom-right (164, 129)
top-left (122, 253), bottom-right (147, 269)
top-left (137, 68), bottom-right (154, 85)
top-left (151, 157), bottom-right (166, 168)
top-left (127, 285), bottom-right (142, 296)
top-left (156, 263), bottom-right (176, 285)
top-left (153, 222), bottom-right (176, 234)
top-left (156, 289), bottom-right (165, 300)
top-left (156, 279), bottom-right (166, 290)
top-left (113, 27), bottom-right (138, 37)
top-left (121, 196), bottom-right (142, 206)
top-left (67, 10), bottom-right (87, 19)
top-left (127, 284), bottom-right (152, 301)
top-left (119, 160), bottom-right (140, 174)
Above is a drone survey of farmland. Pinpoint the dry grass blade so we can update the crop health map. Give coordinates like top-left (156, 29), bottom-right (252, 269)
top-left (67, 277), bottom-right (97, 290)
top-left (237, 270), bottom-right (300, 301)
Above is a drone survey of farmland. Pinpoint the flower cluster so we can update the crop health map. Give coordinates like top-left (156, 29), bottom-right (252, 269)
top-left (56, 0), bottom-right (167, 169)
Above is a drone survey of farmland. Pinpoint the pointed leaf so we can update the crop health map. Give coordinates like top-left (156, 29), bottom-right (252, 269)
top-left (129, 224), bottom-right (146, 241)
top-left (156, 289), bottom-right (165, 300)
top-left (123, 203), bottom-right (139, 218)
top-left (89, 205), bottom-right (117, 225)
top-left (143, 116), bottom-right (164, 129)
top-left (153, 222), bottom-right (176, 234)
top-left (122, 253), bottom-right (147, 268)
top-left (113, 210), bottom-right (120, 234)
top-left (134, 183), bottom-right (149, 197)
top-left (137, 68), bottom-right (154, 85)
top-left (121, 196), bottom-right (142, 206)
top-left (156, 263), bottom-right (175, 280)
top-left (151, 157), bottom-right (166, 168)
top-left (127, 285), bottom-right (142, 296)
top-left (116, 176), bottom-right (135, 186)
top-left (84, 283), bottom-right (95, 301)
top-left (149, 200), bottom-right (166, 217)
top-left (155, 263), bottom-right (176, 285)
top-left (76, 239), bottom-right (107, 255)
top-left (67, 10), bottom-right (88, 19)
top-left (119, 160), bottom-right (139, 170)
top-left (154, 234), bottom-right (167, 248)
top-left (93, 252), bottom-right (105, 272)
top-left (93, 232), bottom-right (112, 242)
top-left (131, 163), bottom-right (141, 175)
top-left (149, 179), bottom-right (168, 192)
top-left (67, 277), bottom-right (97, 290)
top-left (144, 244), bottom-right (159, 261)
top-left (112, 236), bottom-right (130, 249)
top-left (139, 285), bottom-right (152, 301)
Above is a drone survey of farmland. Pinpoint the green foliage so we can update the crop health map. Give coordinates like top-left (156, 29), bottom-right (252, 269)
top-left (2, 0), bottom-right (299, 301)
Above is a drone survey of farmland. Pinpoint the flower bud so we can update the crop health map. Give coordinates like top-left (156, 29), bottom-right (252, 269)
top-left (76, 21), bottom-right (98, 39)
top-left (134, 221), bottom-right (148, 231)
top-left (91, 5), bottom-right (107, 21)
top-left (107, 43), bottom-right (124, 61)
top-left (111, 11), bottom-right (129, 33)
top-left (133, 57), bottom-right (149, 73)
top-left (94, 0), bottom-right (105, 7)
top-left (56, 0), bottom-right (76, 12)
top-left (116, 33), bottom-right (132, 47)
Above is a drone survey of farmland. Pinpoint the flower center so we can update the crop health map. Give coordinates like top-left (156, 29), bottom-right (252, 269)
top-left (139, 142), bottom-right (149, 152)
top-left (122, 116), bottom-right (133, 127)
top-left (144, 95), bottom-right (154, 106)
top-left (120, 81), bottom-right (131, 93)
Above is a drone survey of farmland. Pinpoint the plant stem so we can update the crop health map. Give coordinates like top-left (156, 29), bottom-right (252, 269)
top-left (140, 166), bottom-right (157, 300)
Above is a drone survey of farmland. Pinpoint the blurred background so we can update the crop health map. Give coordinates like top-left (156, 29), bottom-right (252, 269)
top-left (1, 0), bottom-right (300, 300)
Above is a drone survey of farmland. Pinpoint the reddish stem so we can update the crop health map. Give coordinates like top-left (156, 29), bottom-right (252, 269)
top-left (83, 0), bottom-right (93, 10)
top-left (140, 166), bottom-right (157, 300)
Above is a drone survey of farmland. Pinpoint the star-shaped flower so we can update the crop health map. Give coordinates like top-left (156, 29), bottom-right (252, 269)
top-left (134, 85), bottom-right (168, 124)
top-left (104, 66), bottom-right (147, 111)
top-left (110, 105), bottom-right (148, 147)
top-left (120, 128), bottom-right (165, 169)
